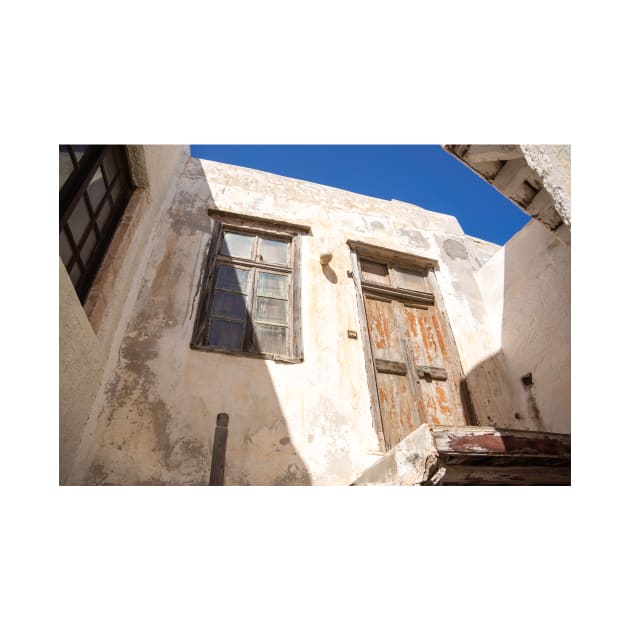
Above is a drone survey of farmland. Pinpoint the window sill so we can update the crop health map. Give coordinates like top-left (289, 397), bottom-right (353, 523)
top-left (189, 343), bottom-right (303, 364)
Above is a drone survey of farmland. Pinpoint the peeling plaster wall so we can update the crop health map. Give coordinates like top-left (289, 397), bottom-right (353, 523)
top-left (71, 157), bottom-right (523, 485)
top-left (60, 145), bottom-right (188, 484)
top-left (475, 220), bottom-right (570, 433)
top-left (521, 144), bottom-right (571, 226)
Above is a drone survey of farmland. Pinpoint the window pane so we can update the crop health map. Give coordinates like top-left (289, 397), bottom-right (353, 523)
top-left (208, 319), bottom-right (244, 350)
top-left (67, 194), bottom-right (91, 243)
top-left (259, 237), bottom-right (289, 265)
top-left (221, 232), bottom-right (254, 259)
top-left (361, 259), bottom-right (389, 284)
top-left (87, 167), bottom-right (107, 210)
top-left (102, 150), bottom-right (118, 185)
top-left (216, 265), bottom-right (250, 293)
top-left (255, 296), bottom-right (287, 325)
top-left (60, 229), bottom-right (73, 266)
top-left (59, 146), bottom-right (74, 190)
top-left (96, 198), bottom-right (113, 232)
top-left (211, 290), bottom-right (247, 321)
top-left (257, 272), bottom-right (288, 299)
top-left (71, 145), bottom-right (89, 164)
top-left (397, 268), bottom-right (429, 292)
top-left (80, 228), bottom-right (98, 265)
top-left (252, 324), bottom-right (287, 355)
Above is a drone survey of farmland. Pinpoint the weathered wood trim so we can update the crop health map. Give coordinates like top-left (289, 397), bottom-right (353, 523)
top-left (415, 365), bottom-right (448, 381)
top-left (292, 235), bottom-right (304, 361)
top-left (191, 219), bottom-right (222, 347)
top-left (430, 426), bottom-right (571, 458)
top-left (347, 240), bottom-right (439, 271)
top-left (351, 251), bottom-right (385, 450)
top-left (375, 359), bottom-right (407, 375)
top-left (208, 208), bottom-right (312, 235)
top-left (439, 464), bottom-right (570, 486)
top-left (361, 282), bottom-right (434, 306)
top-left (428, 269), bottom-right (470, 424)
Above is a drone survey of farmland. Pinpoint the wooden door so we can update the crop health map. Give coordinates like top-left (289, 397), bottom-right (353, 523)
top-left (364, 295), bottom-right (421, 450)
top-left (363, 290), bottom-right (467, 450)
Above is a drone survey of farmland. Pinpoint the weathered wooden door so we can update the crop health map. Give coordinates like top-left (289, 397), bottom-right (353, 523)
top-left (357, 254), bottom-right (467, 451)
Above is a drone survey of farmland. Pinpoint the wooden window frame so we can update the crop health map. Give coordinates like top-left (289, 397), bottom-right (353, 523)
top-left (191, 210), bottom-right (310, 363)
top-left (59, 145), bottom-right (134, 304)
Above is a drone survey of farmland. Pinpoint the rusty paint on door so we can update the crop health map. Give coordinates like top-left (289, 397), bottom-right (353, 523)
top-left (364, 292), bottom-right (466, 450)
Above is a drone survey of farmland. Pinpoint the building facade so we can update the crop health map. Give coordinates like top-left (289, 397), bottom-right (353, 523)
top-left (60, 145), bottom-right (570, 485)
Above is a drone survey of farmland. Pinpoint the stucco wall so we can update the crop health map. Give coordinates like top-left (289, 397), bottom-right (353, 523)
top-left (60, 145), bottom-right (188, 484)
top-left (70, 157), bottom-right (520, 485)
top-left (475, 220), bottom-right (570, 433)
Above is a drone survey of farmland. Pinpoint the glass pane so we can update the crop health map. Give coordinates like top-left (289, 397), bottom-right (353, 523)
top-left (360, 259), bottom-right (389, 284)
top-left (59, 146), bottom-right (74, 190)
top-left (96, 198), bottom-right (113, 232)
top-left (221, 232), bottom-right (254, 259)
top-left (71, 145), bottom-right (89, 164)
top-left (87, 166), bottom-right (107, 210)
top-left (208, 318), bottom-right (243, 350)
top-left (257, 272), bottom-right (288, 299)
top-left (67, 194), bottom-right (91, 243)
top-left (255, 296), bottom-right (287, 325)
top-left (59, 229), bottom-right (73, 266)
top-left (397, 268), bottom-right (429, 292)
top-left (211, 290), bottom-right (247, 321)
top-left (102, 150), bottom-right (118, 185)
top-left (252, 324), bottom-right (287, 355)
top-left (80, 228), bottom-right (98, 265)
top-left (216, 265), bottom-right (250, 294)
top-left (259, 237), bottom-right (289, 265)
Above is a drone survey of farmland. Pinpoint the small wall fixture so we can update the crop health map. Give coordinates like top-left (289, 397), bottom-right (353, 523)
top-left (320, 252), bottom-right (333, 265)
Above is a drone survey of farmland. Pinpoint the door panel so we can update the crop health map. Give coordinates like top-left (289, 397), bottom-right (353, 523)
top-left (403, 305), bottom-right (465, 427)
top-left (364, 296), bottom-right (421, 449)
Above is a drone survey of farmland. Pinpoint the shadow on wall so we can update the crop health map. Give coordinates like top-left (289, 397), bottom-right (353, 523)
top-left (79, 157), bottom-right (311, 485)
top-left (464, 220), bottom-right (571, 434)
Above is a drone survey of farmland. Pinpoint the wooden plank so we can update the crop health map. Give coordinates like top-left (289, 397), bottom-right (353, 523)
top-left (440, 464), bottom-right (570, 486)
top-left (361, 282), bottom-right (434, 306)
top-left (491, 158), bottom-right (531, 197)
top-left (350, 251), bottom-right (385, 450)
top-left (209, 413), bottom-right (229, 486)
top-left (376, 372), bottom-right (420, 451)
top-left (375, 359), bottom-right (407, 375)
top-left (347, 240), bottom-right (439, 271)
top-left (464, 145), bottom-right (522, 163)
top-left (431, 426), bottom-right (571, 458)
top-left (291, 235), bottom-right (303, 360)
top-left (191, 220), bottom-right (222, 347)
top-left (208, 208), bottom-right (312, 235)
top-left (415, 365), bottom-right (448, 381)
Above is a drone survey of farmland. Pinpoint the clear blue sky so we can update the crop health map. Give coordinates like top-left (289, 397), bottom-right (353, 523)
top-left (190, 145), bottom-right (529, 245)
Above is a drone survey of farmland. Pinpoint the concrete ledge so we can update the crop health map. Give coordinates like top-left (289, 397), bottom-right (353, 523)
top-left (351, 425), bottom-right (439, 486)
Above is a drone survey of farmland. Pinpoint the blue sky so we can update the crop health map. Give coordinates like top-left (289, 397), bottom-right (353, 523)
top-left (190, 145), bottom-right (529, 245)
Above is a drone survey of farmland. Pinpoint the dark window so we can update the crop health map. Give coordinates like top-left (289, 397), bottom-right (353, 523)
top-left (59, 145), bottom-right (134, 303)
top-left (192, 217), bottom-right (305, 362)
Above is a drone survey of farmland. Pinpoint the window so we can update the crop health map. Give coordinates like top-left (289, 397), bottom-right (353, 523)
top-left (191, 212), bottom-right (309, 362)
top-left (59, 145), bottom-right (134, 303)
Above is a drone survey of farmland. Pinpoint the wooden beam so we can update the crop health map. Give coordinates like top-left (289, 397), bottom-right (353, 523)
top-left (431, 426), bottom-right (571, 458)
top-left (440, 464), bottom-right (570, 485)
top-left (491, 158), bottom-right (531, 197)
top-left (465, 145), bottom-right (522, 163)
